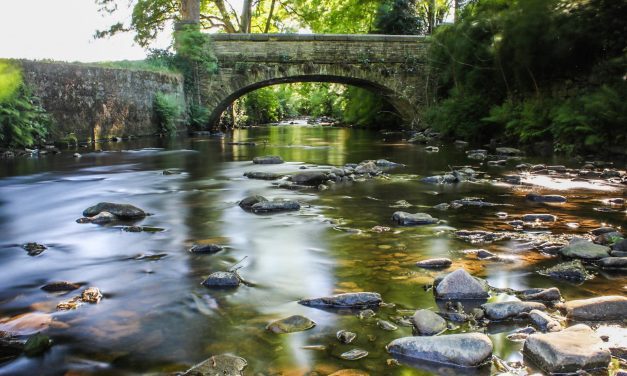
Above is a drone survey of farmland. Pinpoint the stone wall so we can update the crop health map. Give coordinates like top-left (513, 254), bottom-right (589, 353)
top-left (19, 61), bottom-right (186, 142)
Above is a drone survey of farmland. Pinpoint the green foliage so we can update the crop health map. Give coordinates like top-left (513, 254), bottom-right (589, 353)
top-left (0, 86), bottom-right (50, 148)
top-left (0, 60), bottom-right (22, 103)
top-left (424, 90), bottom-right (494, 141)
top-left (174, 23), bottom-right (217, 74)
top-left (188, 104), bottom-right (210, 131)
top-left (153, 92), bottom-right (182, 135)
top-left (375, 0), bottom-right (423, 35)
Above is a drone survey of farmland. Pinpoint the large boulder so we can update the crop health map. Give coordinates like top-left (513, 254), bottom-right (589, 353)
top-left (392, 212), bottom-right (438, 226)
top-left (563, 296), bottom-right (627, 321)
top-left (560, 238), bottom-right (610, 259)
top-left (386, 333), bottom-right (493, 367)
top-left (183, 354), bottom-right (247, 376)
top-left (481, 301), bottom-right (546, 321)
top-left (290, 171), bottom-right (328, 186)
top-left (82, 202), bottom-right (146, 219)
top-left (523, 324), bottom-right (611, 373)
top-left (434, 269), bottom-right (489, 300)
top-left (298, 292), bottom-right (382, 309)
top-left (411, 309), bottom-right (447, 336)
top-left (252, 155), bottom-right (284, 164)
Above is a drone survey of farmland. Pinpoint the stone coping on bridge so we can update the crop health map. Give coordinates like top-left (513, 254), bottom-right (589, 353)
top-left (208, 33), bottom-right (426, 42)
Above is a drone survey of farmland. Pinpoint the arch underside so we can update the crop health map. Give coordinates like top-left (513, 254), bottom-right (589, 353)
top-left (205, 74), bottom-right (417, 127)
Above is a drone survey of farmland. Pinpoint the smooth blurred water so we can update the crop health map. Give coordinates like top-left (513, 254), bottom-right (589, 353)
top-left (0, 126), bottom-right (625, 375)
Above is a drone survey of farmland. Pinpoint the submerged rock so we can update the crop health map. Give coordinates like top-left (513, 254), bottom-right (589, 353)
top-left (266, 315), bottom-right (316, 334)
top-left (189, 244), bottom-right (224, 254)
top-left (523, 324), bottom-right (611, 374)
top-left (481, 301), bottom-right (546, 321)
top-left (596, 257), bottom-right (627, 269)
top-left (411, 309), bottom-right (446, 336)
top-left (238, 195), bottom-right (268, 211)
top-left (526, 193), bottom-right (567, 203)
top-left (251, 200), bottom-right (300, 213)
top-left (252, 155), bottom-right (283, 164)
top-left (563, 296), bottom-right (627, 321)
top-left (354, 161), bottom-right (380, 175)
top-left (518, 287), bottom-right (562, 302)
top-left (340, 348), bottom-right (369, 360)
top-left (298, 292), bottom-right (382, 309)
top-left (560, 238), bottom-right (610, 259)
top-left (434, 269), bottom-right (489, 300)
top-left (290, 171), bottom-right (328, 186)
top-left (539, 260), bottom-right (593, 282)
top-left (243, 171), bottom-right (284, 180)
top-left (41, 281), bottom-right (81, 293)
top-left (449, 198), bottom-right (498, 209)
top-left (183, 354), bottom-right (247, 376)
top-left (386, 333), bottom-right (493, 367)
top-left (416, 258), bottom-right (452, 269)
top-left (23, 333), bottom-right (52, 357)
top-left (522, 213), bottom-right (557, 222)
top-left (391, 212), bottom-right (438, 226)
top-left (22, 242), bottom-right (46, 256)
top-left (82, 202), bottom-right (146, 219)
top-left (201, 272), bottom-right (241, 288)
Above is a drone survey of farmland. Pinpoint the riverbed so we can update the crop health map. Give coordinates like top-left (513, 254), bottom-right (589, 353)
top-left (0, 125), bottom-right (625, 375)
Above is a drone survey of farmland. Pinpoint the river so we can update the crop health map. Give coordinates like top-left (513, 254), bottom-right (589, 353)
top-left (0, 125), bottom-right (625, 375)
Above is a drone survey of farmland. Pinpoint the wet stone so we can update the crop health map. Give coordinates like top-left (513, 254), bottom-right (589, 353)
top-left (82, 202), bottom-right (146, 219)
top-left (560, 237), bottom-right (610, 259)
top-left (183, 354), bottom-right (247, 376)
top-left (523, 324), bottom-right (611, 374)
top-left (450, 198), bottom-right (498, 208)
top-left (291, 171), bottom-right (328, 186)
top-left (591, 227), bottom-right (617, 236)
top-left (238, 195), bottom-right (268, 211)
top-left (386, 333), bottom-right (493, 367)
top-left (23, 333), bottom-right (52, 357)
top-left (41, 281), bottom-right (81, 293)
top-left (340, 349), bottom-right (369, 360)
top-left (434, 269), bottom-right (489, 300)
top-left (337, 330), bottom-right (357, 344)
top-left (415, 258), bottom-right (452, 269)
top-left (522, 213), bottom-right (557, 222)
top-left (391, 212), bottom-right (438, 226)
top-left (22, 243), bottom-right (46, 256)
top-left (201, 272), bottom-right (241, 288)
top-left (81, 287), bottom-right (103, 303)
top-left (525, 193), bottom-right (567, 203)
top-left (596, 257), bottom-right (627, 269)
top-left (299, 292), bottom-right (382, 309)
top-left (595, 231), bottom-right (624, 245)
top-left (243, 171), bottom-right (283, 180)
top-left (481, 301), bottom-right (546, 321)
top-left (251, 200), bottom-right (301, 213)
top-left (411, 309), bottom-right (446, 336)
top-left (358, 309), bottom-right (376, 319)
top-left (252, 155), bottom-right (283, 164)
top-left (539, 260), bottom-right (593, 282)
top-left (563, 295), bottom-right (627, 321)
top-left (266, 315), bottom-right (316, 334)
top-left (518, 287), bottom-right (562, 302)
top-left (529, 309), bottom-right (561, 332)
top-left (377, 320), bottom-right (398, 331)
top-left (189, 244), bottom-right (224, 254)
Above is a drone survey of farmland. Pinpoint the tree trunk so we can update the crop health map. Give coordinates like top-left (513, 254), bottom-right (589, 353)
top-left (430, 0), bottom-right (436, 34)
top-left (264, 0), bottom-right (277, 33)
top-left (241, 0), bottom-right (253, 33)
top-left (180, 0), bottom-right (200, 24)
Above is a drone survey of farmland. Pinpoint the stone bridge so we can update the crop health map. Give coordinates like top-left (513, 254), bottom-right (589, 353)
top-left (204, 33), bottom-right (431, 127)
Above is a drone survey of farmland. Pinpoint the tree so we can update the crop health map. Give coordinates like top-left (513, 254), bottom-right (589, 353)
top-left (374, 0), bottom-right (423, 35)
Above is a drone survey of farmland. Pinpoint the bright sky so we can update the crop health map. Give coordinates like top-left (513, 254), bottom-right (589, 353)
top-left (0, 0), bottom-right (171, 62)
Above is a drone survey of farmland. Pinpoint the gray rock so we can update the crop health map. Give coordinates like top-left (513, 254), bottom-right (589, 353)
top-left (591, 227), bottom-right (617, 236)
top-left (481, 301), bottom-right (546, 321)
top-left (392, 212), bottom-right (438, 226)
top-left (82, 202), bottom-right (146, 219)
top-left (595, 231), bottom-right (624, 245)
top-left (291, 171), bottom-right (328, 186)
top-left (434, 269), bottom-right (489, 300)
top-left (358, 309), bottom-right (376, 319)
top-left (539, 260), bottom-right (593, 282)
top-left (183, 354), bottom-right (247, 376)
top-left (523, 324), bottom-right (611, 373)
top-left (354, 161), bottom-right (380, 175)
top-left (238, 195), bottom-right (268, 211)
top-left (243, 171), bottom-right (284, 180)
top-left (529, 309), bottom-right (561, 332)
top-left (340, 348), bottom-right (368, 360)
top-left (454, 140), bottom-right (468, 148)
top-left (563, 296), bottom-right (627, 321)
top-left (189, 244), bottom-right (223, 254)
top-left (433, 203), bottom-right (450, 211)
top-left (525, 193), bottom-right (567, 203)
top-left (201, 272), bottom-right (240, 288)
top-left (251, 200), bottom-right (300, 213)
top-left (610, 250), bottom-right (627, 257)
top-left (375, 159), bottom-right (402, 168)
top-left (377, 320), bottom-right (398, 331)
top-left (298, 292), bottom-right (382, 309)
top-left (518, 287), bottom-right (562, 302)
top-left (522, 214), bottom-right (557, 222)
top-left (467, 152), bottom-right (486, 160)
top-left (411, 309), bottom-right (446, 336)
top-left (252, 155), bottom-right (283, 164)
top-left (495, 147), bottom-right (522, 155)
top-left (560, 237), bottom-right (610, 259)
top-left (336, 330), bottom-right (356, 344)
top-left (386, 333), bottom-right (493, 367)
top-left (416, 258), bottom-right (452, 269)
top-left (596, 257), bottom-right (627, 269)
top-left (266, 315), bottom-right (316, 334)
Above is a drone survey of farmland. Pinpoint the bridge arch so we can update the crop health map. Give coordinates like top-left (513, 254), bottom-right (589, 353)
top-left (202, 34), bottom-right (432, 128)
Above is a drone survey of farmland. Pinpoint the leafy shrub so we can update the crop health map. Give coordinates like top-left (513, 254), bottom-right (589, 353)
top-left (188, 104), bottom-right (210, 131)
top-left (0, 85), bottom-right (50, 148)
top-left (153, 92), bottom-right (182, 135)
top-left (424, 91), bottom-right (494, 142)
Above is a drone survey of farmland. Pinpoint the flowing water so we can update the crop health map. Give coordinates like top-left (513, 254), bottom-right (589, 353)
top-left (0, 125), bottom-right (625, 375)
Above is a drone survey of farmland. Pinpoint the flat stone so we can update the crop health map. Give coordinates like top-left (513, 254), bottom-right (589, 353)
top-left (416, 258), bottom-right (452, 269)
top-left (340, 349), bottom-right (368, 360)
top-left (434, 269), bottom-right (489, 300)
top-left (529, 309), bottom-right (561, 332)
top-left (252, 155), bottom-right (283, 164)
top-left (522, 214), bottom-right (557, 222)
top-left (377, 320), bottom-right (398, 331)
top-left (391, 212), bottom-right (438, 226)
top-left (539, 260), bottom-right (593, 282)
top-left (518, 287), bottom-right (562, 302)
top-left (41, 281), bottom-right (81, 293)
top-left (201, 272), bottom-right (240, 288)
top-left (560, 238), bottom-right (610, 259)
top-left (526, 193), bottom-right (567, 203)
top-left (266, 315), bottom-right (316, 334)
top-left (82, 202), bottom-right (146, 219)
top-left (290, 171), bottom-right (328, 186)
top-left (481, 301), bottom-right (546, 321)
top-left (596, 257), bottom-right (627, 269)
top-left (189, 244), bottom-right (223, 254)
top-left (386, 333), bottom-right (493, 367)
top-left (411, 309), bottom-right (446, 336)
top-left (523, 324), bottom-right (611, 373)
top-left (298, 292), bottom-right (382, 308)
top-left (375, 159), bottom-right (402, 168)
top-left (238, 195), bottom-right (268, 211)
top-left (564, 296), bottom-right (627, 321)
top-left (251, 200), bottom-right (300, 213)
top-left (243, 171), bottom-right (283, 180)
top-left (183, 354), bottom-right (247, 376)
top-left (496, 147), bottom-right (521, 155)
